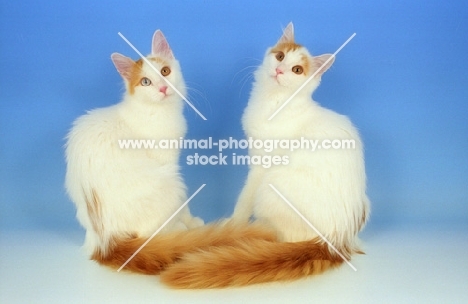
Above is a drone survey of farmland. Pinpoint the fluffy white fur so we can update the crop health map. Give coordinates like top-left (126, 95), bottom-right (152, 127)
top-left (65, 30), bottom-right (203, 257)
top-left (233, 22), bottom-right (370, 252)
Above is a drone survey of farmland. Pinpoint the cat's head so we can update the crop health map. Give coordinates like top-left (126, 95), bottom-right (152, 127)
top-left (257, 22), bottom-right (334, 94)
top-left (111, 30), bottom-right (185, 104)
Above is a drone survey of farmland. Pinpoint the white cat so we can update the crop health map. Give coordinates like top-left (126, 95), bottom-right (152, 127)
top-left (65, 30), bottom-right (275, 274)
top-left (160, 22), bottom-right (370, 288)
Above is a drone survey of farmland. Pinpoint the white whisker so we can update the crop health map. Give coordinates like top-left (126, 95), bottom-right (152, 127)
top-left (238, 73), bottom-right (255, 98)
top-left (185, 82), bottom-right (212, 117)
top-left (231, 65), bottom-right (259, 87)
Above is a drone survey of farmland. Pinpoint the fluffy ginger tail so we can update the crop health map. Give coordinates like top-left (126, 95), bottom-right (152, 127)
top-left (160, 238), bottom-right (348, 289)
top-left (91, 221), bottom-right (276, 275)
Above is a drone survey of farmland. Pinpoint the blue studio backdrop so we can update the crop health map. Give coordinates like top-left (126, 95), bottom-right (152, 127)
top-left (1, 0), bottom-right (467, 234)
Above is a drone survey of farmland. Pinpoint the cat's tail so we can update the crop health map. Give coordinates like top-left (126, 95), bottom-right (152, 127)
top-left (91, 221), bottom-right (276, 275)
top-left (160, 237), bottom-right (354, 289)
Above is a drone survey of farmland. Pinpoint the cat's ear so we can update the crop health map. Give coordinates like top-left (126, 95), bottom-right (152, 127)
top-left (313, 54), bottom-right (335, 76)
top-left (111, 53), bottom-right (135, 82)
top-left (152, 30), bottom-right (174, 59)
top-left (277, 22), bottom-right (294, 44)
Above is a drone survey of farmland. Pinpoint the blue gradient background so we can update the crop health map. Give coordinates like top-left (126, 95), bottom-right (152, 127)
top-left (1, 0), bottom-right (467, 234)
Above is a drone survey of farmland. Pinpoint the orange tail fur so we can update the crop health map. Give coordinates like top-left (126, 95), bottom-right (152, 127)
top-left (160, 238), bottom-right (349, 288)
top-left (92, 222), bottom-right (276, 275)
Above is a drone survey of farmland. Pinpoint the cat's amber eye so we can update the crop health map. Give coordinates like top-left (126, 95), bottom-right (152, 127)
top-left (292, 65), bottom-right (304, 75)
top-left (275, 51), bottom-right (285, 62)
top-left (140, 77), bottom-right (152, 86)
top-left (161, 66), bottom-right (171, 76)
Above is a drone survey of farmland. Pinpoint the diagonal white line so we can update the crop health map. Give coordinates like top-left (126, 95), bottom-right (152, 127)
top-left (268, 184), bottom-right (357, 271)
top-left (268, 33), bottom-right (356, 121)
top-left (118, 32), bottom-right (207, 121)
top-left (117, 184), bottom-right (206, 272)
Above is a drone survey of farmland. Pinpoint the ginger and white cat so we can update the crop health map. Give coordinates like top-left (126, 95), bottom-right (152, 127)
top-left (65, 30), bottom-right (274, 274)
top-left (161, 22), bottom-right (370, 288)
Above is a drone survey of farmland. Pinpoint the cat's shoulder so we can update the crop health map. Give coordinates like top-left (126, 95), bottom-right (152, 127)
top-left (69, 104), bottom-right (123, 137)
top-left (318, 106), bottom-right (352, 123)
top-left (74, 104), bottom-right (119, 124)
top-left (309, 105), bottom-right (359, 136)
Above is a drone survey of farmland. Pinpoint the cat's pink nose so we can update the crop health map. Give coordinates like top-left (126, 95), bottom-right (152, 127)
top-left (275, 68), bottom-right (283, 75)
top-left (159, 86), bottom-right (168, 94)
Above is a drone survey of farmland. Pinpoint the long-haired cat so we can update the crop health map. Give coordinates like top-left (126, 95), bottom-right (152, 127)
top-left (65, 30), bottom-right (276, 274)
top-left (160, 23), bottom-right (370, 288)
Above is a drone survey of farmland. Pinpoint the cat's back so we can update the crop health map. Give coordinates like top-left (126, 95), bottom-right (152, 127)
top-left (69, 104), bottom-right (121, 135)
top-left (67, 104), bottom-right (126, 145)
top-left (65, 104), bottom-right (130, 164)
top-left (305, 105), bottom-right (361, 143)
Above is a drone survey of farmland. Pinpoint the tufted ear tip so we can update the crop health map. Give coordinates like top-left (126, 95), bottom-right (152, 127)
top-left (277, 22), bottom-right (294, 45)
top-left (313, 54), bottom-right (335, 77)
top-left (111, 53), bottom-right (135, 81)
top-left (152, 30), bottom-right (174, 59)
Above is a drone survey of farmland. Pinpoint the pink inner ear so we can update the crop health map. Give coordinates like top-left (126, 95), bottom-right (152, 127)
top-left (111, 53), bottom-right (135, 81)
top-left (313, 54), bottom-right (335, 76)
top-left (152, 30), bottom-right (174, 59)
top-left (277, 22), bottom-right (294, 44)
